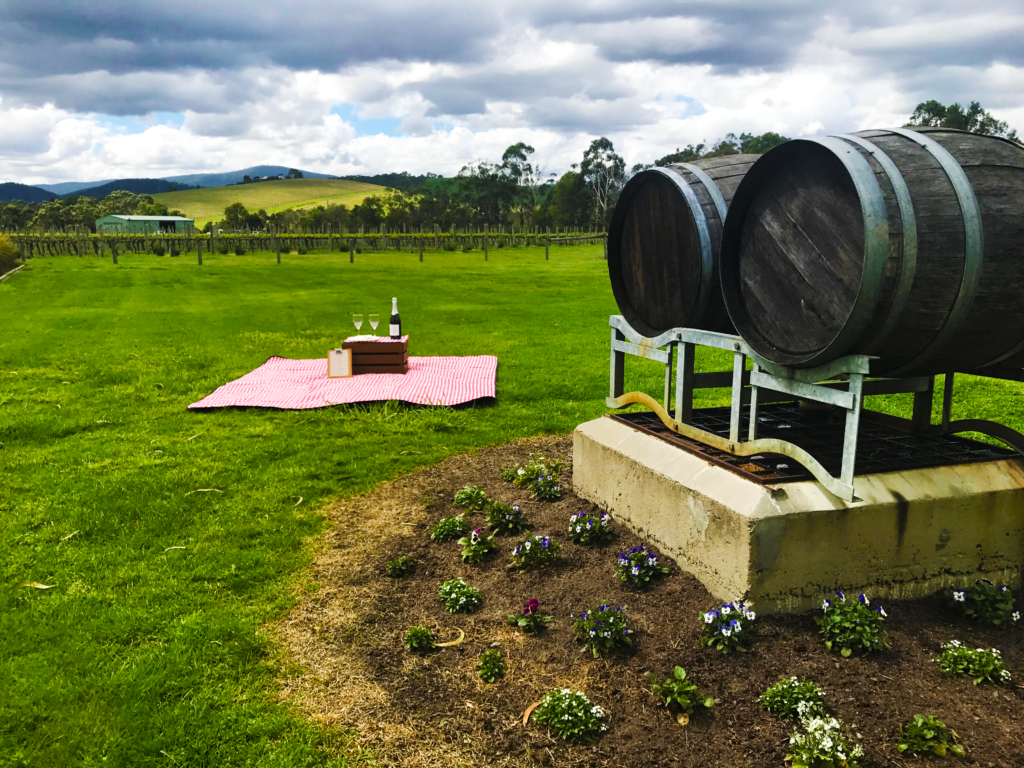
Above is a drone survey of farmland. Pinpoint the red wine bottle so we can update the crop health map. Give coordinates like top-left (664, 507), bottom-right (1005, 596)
top-left (389, 297), bottom-right (402, 339)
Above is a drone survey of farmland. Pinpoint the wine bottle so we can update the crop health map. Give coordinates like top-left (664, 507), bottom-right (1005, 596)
top-left (389, 297), bottom-right (402, 339)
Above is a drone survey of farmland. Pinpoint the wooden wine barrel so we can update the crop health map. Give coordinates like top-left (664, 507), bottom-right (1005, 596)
top-left (720, 128), bottom-right (1024, 376)
top-left (607, 154), bottom-right (760, 336)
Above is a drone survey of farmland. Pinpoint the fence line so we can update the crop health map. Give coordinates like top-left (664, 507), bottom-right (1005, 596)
top-left (5, 228), bottom-right (609, 262)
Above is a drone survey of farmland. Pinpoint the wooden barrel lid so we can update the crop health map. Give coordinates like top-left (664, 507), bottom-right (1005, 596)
top-left (609, 169), bottom-right (702, 336)
top-left (732, 143), bottom-right (866, 358)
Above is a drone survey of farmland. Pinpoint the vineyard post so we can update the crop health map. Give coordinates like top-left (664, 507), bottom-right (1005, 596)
top-left (545, 227), bottom-right (550, 261)
top-left (197, 237), bottom-right (203, 266)
top-left (349, 239), bottom-right (354, 263)
top-left (419, 238), bottom-right (423, 263)
top-left (276, 228), bottom-right (281, 264)
top-left (111, 239), bottom-right (117, 265)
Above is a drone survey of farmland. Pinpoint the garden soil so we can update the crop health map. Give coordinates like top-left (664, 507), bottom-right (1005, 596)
top-left (275, 434), bottom-right (1024, 767)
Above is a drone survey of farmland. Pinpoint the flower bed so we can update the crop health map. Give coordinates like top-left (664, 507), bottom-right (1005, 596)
top-left (279, 436), bottom-right (1024, 768)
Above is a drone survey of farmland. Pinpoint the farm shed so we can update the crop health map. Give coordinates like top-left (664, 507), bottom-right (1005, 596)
top-left (95, 215), bottom-right (195, 234)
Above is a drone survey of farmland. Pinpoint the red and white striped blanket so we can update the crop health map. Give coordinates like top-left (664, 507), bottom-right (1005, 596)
top-left (189, 355), bottom-right (498, 410)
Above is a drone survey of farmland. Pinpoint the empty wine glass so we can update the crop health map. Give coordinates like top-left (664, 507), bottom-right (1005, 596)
top-left (369, 313), bottom-right (380, 335)
top-left (352, 313), bottom-right (363, 333)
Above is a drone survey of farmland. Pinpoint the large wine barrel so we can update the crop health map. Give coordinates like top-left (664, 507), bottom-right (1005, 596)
top-left (608, 154), bottom-right (760, 336)
top-left (720, 128), bottom-right (1024, 376)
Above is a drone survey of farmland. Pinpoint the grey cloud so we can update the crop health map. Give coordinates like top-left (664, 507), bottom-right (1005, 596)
top-left (523, 97), bottom-right (658, 132)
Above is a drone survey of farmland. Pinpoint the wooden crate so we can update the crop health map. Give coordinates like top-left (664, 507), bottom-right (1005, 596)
top-left (343, 337), bottom-right (409, 374)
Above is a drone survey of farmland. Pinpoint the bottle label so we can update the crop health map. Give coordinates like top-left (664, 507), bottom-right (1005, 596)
top-left (390, 324), bottom-right (400, 337)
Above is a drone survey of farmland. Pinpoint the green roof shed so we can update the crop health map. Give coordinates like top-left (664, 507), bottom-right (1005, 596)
top-left (96, 215), bottom-right (195, 234)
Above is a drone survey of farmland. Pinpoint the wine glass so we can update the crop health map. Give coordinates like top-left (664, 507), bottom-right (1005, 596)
top-left (369, 313), bottom-right (380, 335)
top-left (352, 313), bottom-right (363, 333)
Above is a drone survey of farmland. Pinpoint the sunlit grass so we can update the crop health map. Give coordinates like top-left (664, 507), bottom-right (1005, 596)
top-left (150, 178), bottom-right (383, 226)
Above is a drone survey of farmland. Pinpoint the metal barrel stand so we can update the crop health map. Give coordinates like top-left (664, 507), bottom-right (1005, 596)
top-left (606, 315), bottom-right (1024, 502)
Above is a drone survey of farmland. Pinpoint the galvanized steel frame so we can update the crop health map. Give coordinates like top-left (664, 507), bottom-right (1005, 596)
top-left (606, 315), bottom-right (1024, 502)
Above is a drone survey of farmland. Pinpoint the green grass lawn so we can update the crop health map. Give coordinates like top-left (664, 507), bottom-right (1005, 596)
top-left (2, 245), bottom-right (1023, 767)
top-left (151, 179), bottom-right (384, 227)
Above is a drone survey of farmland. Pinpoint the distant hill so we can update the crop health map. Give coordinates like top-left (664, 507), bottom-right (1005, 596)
top-left (0, 182), bottom-right (57, 204)
top-left (341, 172), bottom-right (441, 189)
top-left (151, 178), bottom-right (383, 226)
top-left (37, 179), bottom-right (118, 195)
top-left (67, 179), bottom-right (196, 198)
top-left (163, 166), bottom-right (335, 188)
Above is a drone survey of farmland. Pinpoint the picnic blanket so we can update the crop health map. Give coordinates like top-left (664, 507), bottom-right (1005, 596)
top-left (189, 355), bottom-right (498, 410)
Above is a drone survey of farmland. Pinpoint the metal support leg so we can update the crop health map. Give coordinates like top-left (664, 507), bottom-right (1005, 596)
top-left (942, 372), bottom-right (954, 430)
top-left (729, 351), bottom-right (745, 443)
top-left (609, 328), bottom-right (625, 402)
top-left (663, 342), bottom-right (675, 414)
top-left (675, 342), bottom-right (694, 424)
top-left (840, 373), bottom-right (864, 490)
top-left (911, 376), bottom-right (935, 431)
top-left (748, 363), bottom-right (760, 442)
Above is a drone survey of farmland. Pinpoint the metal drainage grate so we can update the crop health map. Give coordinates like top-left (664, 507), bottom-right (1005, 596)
top-left (610, 401), bottom-right (1016, 485)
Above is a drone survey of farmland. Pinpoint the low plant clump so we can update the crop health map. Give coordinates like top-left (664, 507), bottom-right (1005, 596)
top-left (616, 545), bottom-right (671, 589)
top-left (453, 485), bottom-right (489, 510)
top-left (507, 598), bottom-right (551, 634)
top-left (898, 714), bottom-right (966, 758)
top-left (385, 555), bottom-right (415, 577)
top-left (573, 602), bottom-right (635, 658)
top-left (457, 527), bottom-right (498, 564)
top-left (501, 453), bottom-right (563, 488)
top-left (700, 599), bottom-right (757, 654)
top-left (438, 577), bottom-right (482, 613)
top-left (645, 666), bottom-right (714, 714)
top-left (568, 510), bottom-right (612, 544)
top-left (759, 677), bottom-right (827, 721)
top-left (430, 514), bottom-right (468, 543)
top-left (531, 473), bottom-right (562, 501)
top-left (950, 579), bottom-right (1019, 627)
top-left (786, 711), bottom-right (864, 768)
top-left (404, 625), bottom-right (436, 654)
top-left (816, 591), bottom-right (889, 656)
top-left (531, 688), bottom-right (607, 744)
top-left (934, 640), bottom-right (1012, 685)
top-left (485, 500), bottom-right (527, 535)
top-left (477, 649), bottom-right (505, 683)
top-left (511, 533), bottom-right (561, 568)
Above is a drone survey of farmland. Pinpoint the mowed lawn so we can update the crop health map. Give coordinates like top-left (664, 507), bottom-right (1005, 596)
top-left (3, 246), bottom-right (1024, 767)
top-left (151, 178), bottom-right (384, 226)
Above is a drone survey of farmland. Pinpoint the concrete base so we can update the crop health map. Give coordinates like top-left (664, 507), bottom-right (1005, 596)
top-left (573, 416), bottom-right (1024, 614)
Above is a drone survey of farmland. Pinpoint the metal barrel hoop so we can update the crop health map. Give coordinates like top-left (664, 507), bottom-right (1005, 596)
top-left (678, 163), bottom-right (729, 222)
top-left (833, 133), bottom-right (918, 356)
top-left (885, 127), bottom-right (984, 376)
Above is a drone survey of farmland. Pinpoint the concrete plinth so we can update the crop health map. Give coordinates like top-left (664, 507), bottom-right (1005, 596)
top-left (573, 416), bottom-right (1024, 614)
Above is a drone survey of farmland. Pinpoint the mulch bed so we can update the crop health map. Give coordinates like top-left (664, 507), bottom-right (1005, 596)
top-left (277, 435), bottom-right (1024, 767)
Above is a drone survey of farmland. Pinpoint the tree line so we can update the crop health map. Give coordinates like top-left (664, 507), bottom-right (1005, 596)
top-left (2, 99), bottom-right (1016, 235)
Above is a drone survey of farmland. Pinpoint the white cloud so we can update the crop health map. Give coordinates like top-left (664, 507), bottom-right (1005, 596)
top-left (2, 1), bottom-right (1023, 185)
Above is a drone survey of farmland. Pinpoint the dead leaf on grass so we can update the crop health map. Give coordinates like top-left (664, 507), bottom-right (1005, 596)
top-left (17, 581), bottom-right (55, 589)
top-left (676, 713), bottom-right (689, 727)
top-left (433, 629), bottom-right (465, 647)
top-left (522, 701), bottom-right (542, 725)
top-left (184, 488), bottom-right (222, 495)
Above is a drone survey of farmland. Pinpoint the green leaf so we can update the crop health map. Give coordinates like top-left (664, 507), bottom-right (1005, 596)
top-left (673, 666), bottom-right (685, 680)
top-left (840, 647), bottom-right (852, 657)
top-left (703, 697), bottom-right (715, 708)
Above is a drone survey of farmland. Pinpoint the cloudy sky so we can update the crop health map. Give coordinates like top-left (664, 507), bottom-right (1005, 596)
top-left (2, 0), bottom-right (1022, 184)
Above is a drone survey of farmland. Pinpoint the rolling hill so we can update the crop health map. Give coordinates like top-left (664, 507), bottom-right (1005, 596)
top-left (150, 178), bottom-right (384, 225)
top-left (0, 182), bottom-right (57, 203)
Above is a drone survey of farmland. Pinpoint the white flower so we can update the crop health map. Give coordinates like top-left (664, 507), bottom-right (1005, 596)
top-left (722, 627), bottom-right (731, 637)
top-left (631, 566), bottom-right (640, 576)
top-left (721, 605), bottom-right (732, 615)
top-left (517, 469), bottom-right (525, 475)
top-left (953, 590), bottom-right (965, 602)
top-left (1013, 611), bottom-right (1020, 622)
top-left (744, 610), bottom-right (756, 620)
top-left (524, 541), bottom-right (531, 551)
top-left (704, 612), bottom-right (715, 624)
